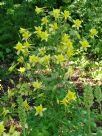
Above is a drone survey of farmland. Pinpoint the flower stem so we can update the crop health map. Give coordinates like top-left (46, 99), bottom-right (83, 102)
top-left (88, 107), bottom-right (91, 136)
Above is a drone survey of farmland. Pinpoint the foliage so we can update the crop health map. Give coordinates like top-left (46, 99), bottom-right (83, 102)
top-left (0, 6), bottom-right (102, 136)
top-left (0, 0), bottom-right (102, 136)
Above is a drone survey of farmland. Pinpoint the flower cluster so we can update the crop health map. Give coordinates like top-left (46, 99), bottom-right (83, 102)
top-left (60, 90), bottom-right (76, 106)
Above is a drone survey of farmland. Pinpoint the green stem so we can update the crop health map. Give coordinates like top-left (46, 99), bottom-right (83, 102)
top-left (88, 107), bottom-right (91, 136)
top-left (99, 102), bottom-right (102, 115)
top-left (23, 127), bottom-right (26, 136)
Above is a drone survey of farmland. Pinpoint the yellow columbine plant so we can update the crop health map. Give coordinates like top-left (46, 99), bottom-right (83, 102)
top-left (9, 6), bottom-right (98, 135)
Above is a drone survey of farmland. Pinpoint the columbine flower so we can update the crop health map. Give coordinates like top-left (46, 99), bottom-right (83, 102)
top-left (67, 48), bottom-right (74, 58)
top-left (66, 90), bottom-right (76, 101)
top-left (22, 49), bottom-right (29, 56)
top-left (19, 27), bottom-right (26, 34)
top-left (22, 30), bottom-right (31, 40)
top-left (34, 26), bottom-right (42, 37)
top-left (60, 98), bottom-right (69, 106)
top-left (90, 28), bottom-right (98, 37)
top-left (63, 10), bottom-right (71, 20)
top-left (40, 55), bottom-right (50, 66)
top-left (34, 104), bottom-right (47, 117)
top-left (73, 19), bottom-right (82, 29)
top-left (22, 100), bottom-right (30, 111)
top-left (14, 42), bottom-right (23, 51)
top-left (66, 39), bottom-right (73, 49)
top-left (60, 90), bottom-right (76, 106)
top-left (35, 6), bottom-right (44, 14)
top-left (17, 56), bottom-right (24, 63)
top-left (52, 9), bottom-right (60, 19)
top-left (18, 67), bottom-right (25, 73)
top-left (23, 41), bottom-right (31, 49)
top-left (41, 17), bottom-right (49, 25)
top-left (80, 40), bottom-right (90, 48)
top-left (32, 80), bottom-right (42, 90)
top-left (29, 55), bottom-right (39, 64)
top-left (38, 47), bottom-right (46, 56)
top-left (61, 33), bottom-right (70, 44)
top-left (40, 31), bottom-right (49, 41)
top-left (0, 122), bottom-right (5, 135)
top-left (49, 23), bottom-right (58, 32)
top-left (55, 54), bottom-right (65, 64)
top-left (19, 28), bottom-right (31, 40)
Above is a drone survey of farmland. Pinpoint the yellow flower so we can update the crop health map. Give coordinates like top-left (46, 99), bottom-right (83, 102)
top-left (63, 10), bottom-right (71, 20)
top-left (73, 19), bottom-right (82, 29)
top-left (22, 31), bottom-right (31, 40)
top-left (23, 41), bottom-right (31, 49)
top-left (52, 9), bottom-right (60, 19)
top-left (66, 39), bottom-right (73, 49)
top-left (0, 122), bottom-right (5, 135)
top-left (60, 98), bottom-right (69, 106)
top-left (19, 28), bottom-right (31, 40)
top-left (18, 67), bottom-right (25, 73)
top-left (60, 90), bottom-right (76, 106)
top-left (22, 100), bottom-right (30, 111)
top-left (38, 47), bottom-right (46, 56)
top-left (61, 33), bottom-right (70, 44)
top-left (17, 56), bottom-right (24, 63)
top-left (41, 17), bottom-right (49, 25)
top-left (14, 42), bottom-right (23, 51)
top-left (66, 90), bottom-right (76, 101)
top-left (35, 28), bottom-right (49, 41)
top-left (40, 55), bottom-right (50, 66)
top-left (66, 48), bottom-right (74, 58)
top-left (32, 80), bottom-right (42, 90)
top-left (56, 54), bottom-right (65, 64)
top-left (90, 28), bottom-right (98, 37)
top-left (19, 27), bottom-right (26, 34)
top-left (22, 49), bottom-right (29, 56)
top-left (35, 104), bottom-right (47, 117)
top-left (80, 40), bottom-right (90, 48)
top-left (35, 6), bottom-right (44, 14)
top-left (49, 23), bottom-right (58, 32)
top-left (34, 26), bottom-right (42, 37)
top-left (40, 31), bottom-right (49, 41)
top-left (29, 55), bottom-right (39, 64)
